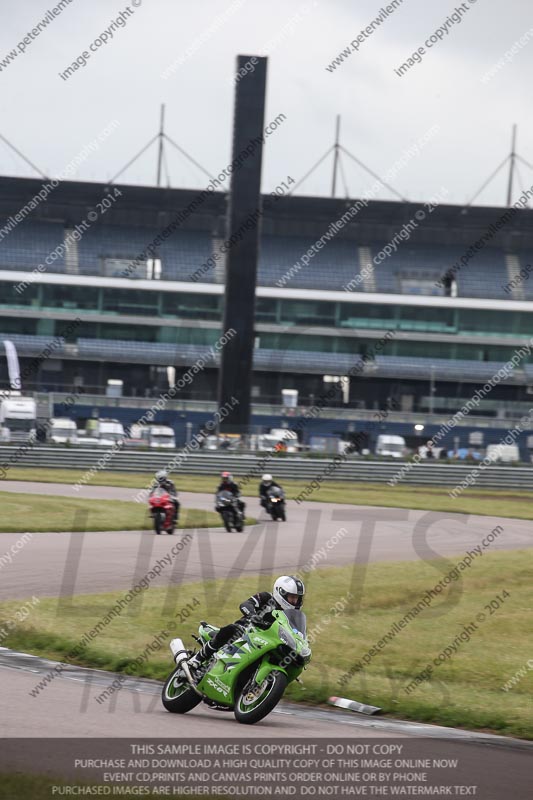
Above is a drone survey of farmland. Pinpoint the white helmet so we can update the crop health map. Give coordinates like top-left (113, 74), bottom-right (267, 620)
top-left (156, 470), bottom-right (168, 483)
top-left (262, 474), bottom-right (273, 485)
top-left (273, 575), bottom-right (305, 611)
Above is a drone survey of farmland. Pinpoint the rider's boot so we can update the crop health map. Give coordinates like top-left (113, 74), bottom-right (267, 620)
top-left (188, 640), bottom-right (216, 671)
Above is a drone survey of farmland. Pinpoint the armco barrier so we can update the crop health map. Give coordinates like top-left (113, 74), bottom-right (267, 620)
top-left (0, 446), bottom-right (533, 490)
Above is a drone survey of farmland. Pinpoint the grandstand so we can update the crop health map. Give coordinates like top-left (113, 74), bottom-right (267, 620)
top-left (1, 173), bottom-right (533, 452)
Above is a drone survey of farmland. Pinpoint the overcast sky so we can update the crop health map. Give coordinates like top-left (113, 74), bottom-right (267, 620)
top-left (1, 0), bottom-right (532, 207)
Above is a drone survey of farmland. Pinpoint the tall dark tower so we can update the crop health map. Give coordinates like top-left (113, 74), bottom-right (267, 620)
top-left (217, 55), bottom-right (267, 433)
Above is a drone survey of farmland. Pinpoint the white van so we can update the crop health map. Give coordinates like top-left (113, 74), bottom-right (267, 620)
top-left (376, 434), bottom-right (406, 458)
top-left (485, 444), bottom-right (520, 463)
top-left (48, 417), bottom-right (78, 444)
top-left (79, 418), bottom-right (125, 447)
top-left (146, 425), bottom-right (176, 449)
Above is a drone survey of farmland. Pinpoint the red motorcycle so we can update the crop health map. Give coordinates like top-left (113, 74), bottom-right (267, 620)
top-left (149, 488), bottom-right (176, 535)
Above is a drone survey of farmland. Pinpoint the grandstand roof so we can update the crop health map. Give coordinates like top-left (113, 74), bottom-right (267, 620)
top-left (2, 175), bottom-right (533, 249)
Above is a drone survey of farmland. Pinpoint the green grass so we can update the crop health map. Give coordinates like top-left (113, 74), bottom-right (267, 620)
top-left (0, 774), bottom-right (194, 800)
top-left (3, 549), bottom-right (532, 739)
top-left (0, 775), bottom-right (75, 800)
top-left (4, 466), bottom-right (533, 520)
top-left (0, 491), bottom-right (240, 533)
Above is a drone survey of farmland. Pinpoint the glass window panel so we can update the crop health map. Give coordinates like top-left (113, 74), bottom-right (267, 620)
top-left (0, 281), bottom-right (40, 307)
top-left (510, 313), bottom-right (533, 337)
top-left (279, 299), bottom-right (336, 326)
top-left (395, 341), bottom-right (456, 359)
top-left (458, 309), bottom-right (512, 335)
top-left (99, 323), bottom-right (158, 342)
top-left (0, 317), bottom-right (38, 334)
top-left (41, 284), bottom-right (99, 311)
top-left (161, 292), bottom-right (220, 320)
top-left (339, 303), bottom-right (395, 329)
top-left (399, 306), bottom-right (455, 332)
top-left (102, 288), bottom-right (158, 316)
top-left (255, 297), bottom-right (278, 323)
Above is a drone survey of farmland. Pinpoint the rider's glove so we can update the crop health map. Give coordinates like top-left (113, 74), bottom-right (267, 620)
top-left (239, 601), bottom-right (255, 617)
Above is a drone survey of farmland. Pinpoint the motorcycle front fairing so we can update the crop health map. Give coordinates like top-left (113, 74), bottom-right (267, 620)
top-left (195, 611), bottom-right (311, 707)
top-left (215, 490), bottom-right (235, 511)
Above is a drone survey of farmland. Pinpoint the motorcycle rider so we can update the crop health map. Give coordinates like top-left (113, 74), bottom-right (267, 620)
top-left (259, 473), bottom-right (282, 510)
top-left (150, 470), bottom-right (180, 524)
top-left (188, 575), bottom-right (306, 670)
top-left (216, 471), bottom-right (245, 514)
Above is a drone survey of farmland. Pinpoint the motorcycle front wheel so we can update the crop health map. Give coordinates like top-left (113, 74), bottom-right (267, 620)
top-left (234, 670), bottom-right (287, 725)
top-left (221, 510), bottom-right (232, 532)
top-left (162, 666), bottom-right (202, 714)
top-left (154, 512), bottom-right (163, 535)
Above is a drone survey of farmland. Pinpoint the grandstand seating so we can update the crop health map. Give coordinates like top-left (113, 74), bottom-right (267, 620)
top-left (1, 333), bottom-right (518, 386)
top-left (76, 338), bottom-right (219, 366)
top-left (0, 333), bottom-right (67, 356)
top-left (258, 235), bottom-right (361, 290)
top-left (77, 226), bottom-right (214, 281)
top-left (373, 355), bottom-right (526, 384)
top-left (454, 249), bottom-right (510, 299)
top-left (508, 253), bottom-right (533, 299)
top-left (0, 219), bottom-right (524, 301)
top-left (368, 245), bottom-right (510, 299)
top-left (0, 221), bottom-right (65, 271)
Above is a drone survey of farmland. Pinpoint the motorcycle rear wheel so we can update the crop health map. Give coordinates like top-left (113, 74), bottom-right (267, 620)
top-left (162, 666), bottom-right (202, 714)
top-left (234, 670), bottom-right (287, 725)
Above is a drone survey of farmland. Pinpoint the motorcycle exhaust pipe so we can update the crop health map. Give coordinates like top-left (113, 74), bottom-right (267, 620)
top-left (170, 638), bottom-right (188, 666)
top-left (170, 638), bottom-right (204, 697)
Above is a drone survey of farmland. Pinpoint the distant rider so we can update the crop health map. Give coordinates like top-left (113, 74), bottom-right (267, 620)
top-left (259, 473), bottom-right (282, 509)
top-left (188, 576), bottom-right (306, 670)
top-left (216, 471), bottom-right (245, 514)
top-left (150, 470), bottom-right (180, 523)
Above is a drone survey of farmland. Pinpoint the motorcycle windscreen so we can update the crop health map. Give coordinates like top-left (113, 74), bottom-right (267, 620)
top-left (216, 490), bottom-right (233, 502)
top-left (283, 608), bottom-right (307, 637)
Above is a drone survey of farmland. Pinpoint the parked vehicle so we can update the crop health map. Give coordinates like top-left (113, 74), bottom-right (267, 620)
top-left (149, 488), bottom-right (176, 535)
top-left (254, 429), bottom-right (299, 453)
top-left (375, 434), bottom-right (406, 458)
top-left (485, 443), bottom-right (520, 463)
top-left (127, 423), bottom-right (176, 449)
top-left (79, 418), bottom-right (125, 447)
top-left (48, 417), bottom-right (78, 444)
top-left (161, 607), bottom-right (311, 724)
top-left (266, 486), bottom-right (286, 521)
top-left (215, 490), bottom-right (244, 532)
top-left (146, 425), bottom-right (175, 449)
top-left (0, 394), bottom-right (37, 443)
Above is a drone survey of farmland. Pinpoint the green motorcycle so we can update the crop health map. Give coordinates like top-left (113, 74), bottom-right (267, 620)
top-left (161, 608), bottom-right (311, 725)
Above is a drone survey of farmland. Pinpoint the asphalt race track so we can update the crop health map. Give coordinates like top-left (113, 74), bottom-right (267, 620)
top-left (0, 480), bottom-right (532, 797)
top-left (1, 480), bottom-right (531, 601)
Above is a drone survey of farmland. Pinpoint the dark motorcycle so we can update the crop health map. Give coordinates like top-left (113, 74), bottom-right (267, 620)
top-left (266, 486), bottom-right (286, 521)
top-left (215, 490), bottom-right (244, 532)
